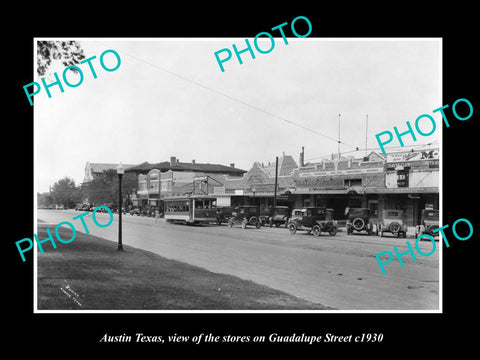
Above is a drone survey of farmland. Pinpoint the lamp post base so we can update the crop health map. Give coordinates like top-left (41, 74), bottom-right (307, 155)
top-left (117, 244), bottom-right (124, 251)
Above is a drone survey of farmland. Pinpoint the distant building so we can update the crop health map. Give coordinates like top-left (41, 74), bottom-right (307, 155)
top-left (83, 162), bottom-right (135, 183)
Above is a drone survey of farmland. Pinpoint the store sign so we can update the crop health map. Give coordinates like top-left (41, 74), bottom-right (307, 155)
top-left (386, 162), bottom-right (412, 171)
top-left (213, 186), bottom-right (226, 195)
top-left (386, 149), bottom-right (439, 163)
top-left (250, 183), bottom-right (277, 192)
top-left (397, 169), bottom-right (409, 187)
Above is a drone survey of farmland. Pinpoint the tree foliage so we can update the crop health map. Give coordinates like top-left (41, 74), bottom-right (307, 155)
top-left (37, 41), bottom-right (85, 76)
top-left (51, 177), bottom-right (83, 208)
top-left (85, 170), bottom-right (137, 207)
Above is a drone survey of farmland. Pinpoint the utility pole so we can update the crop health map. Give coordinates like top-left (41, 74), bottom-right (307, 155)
top-left (365, 114), bottom-right (368, 157)
top-left (338, 114), bottom-right (341, 160)
top-left (273, 156), bottom-right (278, 216)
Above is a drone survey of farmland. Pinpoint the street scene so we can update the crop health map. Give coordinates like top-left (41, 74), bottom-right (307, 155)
top-left (35, 38), bottom-right (441, 311)
top-left (37, 208), bottom-right (438, 310)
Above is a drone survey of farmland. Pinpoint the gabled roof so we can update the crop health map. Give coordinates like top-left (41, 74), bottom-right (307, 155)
top-left (126, 160), bottom-right (246, 174)
top-left (88, 163), bottom-right (135, 173)
top-left (262, 155), bottom-right (298, 177)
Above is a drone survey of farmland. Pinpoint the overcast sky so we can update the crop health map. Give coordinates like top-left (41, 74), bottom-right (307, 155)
top-left (34, 38), bottom-right (441, 193)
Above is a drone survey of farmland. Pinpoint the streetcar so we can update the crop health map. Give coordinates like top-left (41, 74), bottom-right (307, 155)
top-left (163, 195), bottom-right (218, 225)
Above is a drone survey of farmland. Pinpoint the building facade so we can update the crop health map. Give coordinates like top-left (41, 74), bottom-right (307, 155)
top-left (126, 156), bottom-right (246, 209)
top-left (127, 148), bottom-right (439, 226)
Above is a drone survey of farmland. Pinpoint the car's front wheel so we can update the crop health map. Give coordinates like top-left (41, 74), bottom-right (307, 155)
top-left (288, 223), bottom-right (297, 234)
top-left (312, 224), bottom-right (321, 237)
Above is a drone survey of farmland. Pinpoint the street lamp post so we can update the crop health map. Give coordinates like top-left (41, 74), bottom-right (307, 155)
top-left (117, 163), bottom-right (124, 251)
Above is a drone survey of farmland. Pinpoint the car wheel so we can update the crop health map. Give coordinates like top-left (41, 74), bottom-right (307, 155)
top-left (389, 221), bottom-right (401, 233)
top-left (288, 223), bottom-right (297, 234)
top-left (312, 224), bottom-right (321, 237)
top-left (255, 221), bottom-right (261, 229)
top-left (352, 218), bottom-right (365, 231)
top-left (329, 227), bottom-right (337, 236)
top-left (275, 222), bottom-right (280, 228)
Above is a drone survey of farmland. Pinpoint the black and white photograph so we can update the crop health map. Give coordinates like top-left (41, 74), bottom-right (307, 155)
top-left (33, 37), bottom-right (441, 312)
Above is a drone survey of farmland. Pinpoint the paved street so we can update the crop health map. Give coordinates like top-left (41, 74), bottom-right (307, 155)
top-left (37, 209), bottom-right (440, 310)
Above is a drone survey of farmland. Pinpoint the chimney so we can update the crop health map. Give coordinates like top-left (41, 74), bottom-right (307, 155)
top-left (170, 156), bottom-right (176, 166)
top-left (192, 159), bottom-right (196, 164)
top-left (230, 163), bottom-right (235, 168)
top-left (299, 146), bottom-right (305, 167)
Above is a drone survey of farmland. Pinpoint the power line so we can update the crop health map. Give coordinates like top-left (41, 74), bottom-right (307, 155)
top-left (304, 140), bottom-right (439, 162)
top-left (93, 42), bottom-right (359, 150)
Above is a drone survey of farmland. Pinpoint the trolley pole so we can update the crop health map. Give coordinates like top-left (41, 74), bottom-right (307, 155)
top-left (273, 156), bottom-right (278, 216)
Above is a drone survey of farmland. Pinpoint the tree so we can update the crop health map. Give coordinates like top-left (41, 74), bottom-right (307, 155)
top-left (37, 41), bottom-right (85, 76)
top-left (85, 170), bottom-right (137, 207)
top-left (51, 177), bottom-right (82, 208)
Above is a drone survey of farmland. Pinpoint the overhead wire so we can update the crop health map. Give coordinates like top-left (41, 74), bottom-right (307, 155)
top-left (91, 41), bottom-right (359, 150)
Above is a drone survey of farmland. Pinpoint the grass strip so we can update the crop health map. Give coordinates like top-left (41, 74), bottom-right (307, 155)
top-left (37, 226), bottom-right (333, 310)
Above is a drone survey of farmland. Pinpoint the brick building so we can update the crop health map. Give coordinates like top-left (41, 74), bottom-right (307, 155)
top-left (126, 156), bottom-right (246, 209)
top-left (126, 148), bottom-right (439, 226)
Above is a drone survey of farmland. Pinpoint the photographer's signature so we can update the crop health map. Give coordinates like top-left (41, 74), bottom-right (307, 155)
top-left (60, 281), bottom-right (82, 307)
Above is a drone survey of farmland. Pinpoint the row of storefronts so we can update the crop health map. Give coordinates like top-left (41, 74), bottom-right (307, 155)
top-left (124, 148), bottom-right (439, 226)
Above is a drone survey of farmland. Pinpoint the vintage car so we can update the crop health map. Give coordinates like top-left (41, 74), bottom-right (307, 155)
top-left (290, 209), bottom-right (306, 222)
top-left (288, 207), bottom-right (338, 236)
top-left (269, 206), bottom-right (290, 227)
top-left (378, 209), bottom-right (408, 238)
top-left (216, 206), bottom-right (235, 225)
top-left (415, 209), bottom-right (439, 238)
top-left (258, 206), bottom-right (290, 227)
top-left (228, 205), bottom-right (262, 229)
top-left (346, 208), bottom-right (374, 235)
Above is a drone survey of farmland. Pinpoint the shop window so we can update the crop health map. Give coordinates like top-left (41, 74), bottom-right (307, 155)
top-left (344, 178), bottom-right (362, 187)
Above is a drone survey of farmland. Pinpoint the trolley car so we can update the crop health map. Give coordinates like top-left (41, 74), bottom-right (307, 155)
top-left (163, 195), bottom-right (218, 224)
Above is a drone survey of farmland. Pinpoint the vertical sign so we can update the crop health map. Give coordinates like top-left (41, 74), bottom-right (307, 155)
top-left (397, 168), bottom-right (409, 187)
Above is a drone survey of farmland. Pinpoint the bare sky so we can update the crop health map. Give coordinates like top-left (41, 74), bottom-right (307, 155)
top-left (34, 38), bottom-right (441, 193)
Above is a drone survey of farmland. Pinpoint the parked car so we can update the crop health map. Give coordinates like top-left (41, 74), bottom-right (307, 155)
top-left (216, 206), bottom-right (235, 225)
top-left (290, 209), bottom-right (306, 222)
top-left (346, 208), bottom-right (374, 235)
top-left (228, 205), bottom-right (261, 229)
top-left (415, 209), bottom-right (439, 238)
top-left (267, 206), bottom-right (290, 227)
top-left (378, 209), bottom-right (408, 238)
top-left (288, 207), bottom-right (338, 236)
top-left (75, 204), bottom-right (89, 211)
top-left (129, 207), bottom-right (141, 216)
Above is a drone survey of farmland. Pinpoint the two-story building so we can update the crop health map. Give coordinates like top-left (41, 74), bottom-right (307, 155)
top-left (126, 156), bottom-right (246, 209)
